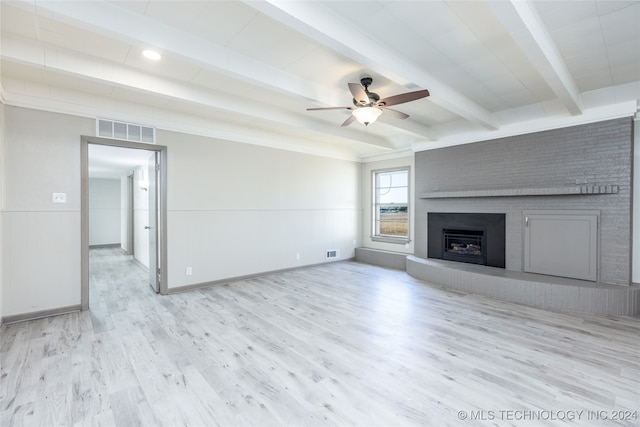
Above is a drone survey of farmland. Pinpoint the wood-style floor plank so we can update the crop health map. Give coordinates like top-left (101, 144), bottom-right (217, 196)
top-left (1, 248), bottom-right (639, 426)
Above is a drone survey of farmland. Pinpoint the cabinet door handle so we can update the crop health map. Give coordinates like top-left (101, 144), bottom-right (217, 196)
top-left (525, 216), bottom-right (529, 227)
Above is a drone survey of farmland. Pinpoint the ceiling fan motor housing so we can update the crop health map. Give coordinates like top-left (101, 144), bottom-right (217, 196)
top-left (353, 94), bottom-right (379, 107)
top-left (360, 77), bottom-right (373, 87)
top-left (354, 77), bottom-right (380, 106)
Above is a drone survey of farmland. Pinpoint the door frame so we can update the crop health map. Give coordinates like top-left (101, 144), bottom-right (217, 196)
top-left (80, 135), bottom-right (168, 310)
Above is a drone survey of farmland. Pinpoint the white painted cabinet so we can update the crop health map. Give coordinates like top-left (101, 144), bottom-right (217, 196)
top-left (523, 210), bottom-right (599, 281)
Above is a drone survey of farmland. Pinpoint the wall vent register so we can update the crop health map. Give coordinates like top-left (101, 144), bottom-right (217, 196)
top-left (97, 119), bottom-right (155, 143)
top-left (326, 250), bottom-right (340, 259)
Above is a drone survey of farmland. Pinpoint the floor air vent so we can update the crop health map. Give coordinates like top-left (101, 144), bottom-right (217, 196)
top-left (326, 249), bottom-right (340, 259)
top-left (97, 119), bottom-right (155, 143)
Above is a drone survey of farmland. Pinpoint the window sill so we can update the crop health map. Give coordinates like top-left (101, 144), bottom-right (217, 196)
top-left (371, 236), bottom-right (410, 245)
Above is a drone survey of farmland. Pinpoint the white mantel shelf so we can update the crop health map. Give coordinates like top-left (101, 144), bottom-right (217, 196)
top-left (419, 185), bottom-right (619, 199)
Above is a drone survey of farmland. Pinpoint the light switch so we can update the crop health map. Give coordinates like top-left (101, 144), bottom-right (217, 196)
top-left (52, 193), bottom-right (67, 203)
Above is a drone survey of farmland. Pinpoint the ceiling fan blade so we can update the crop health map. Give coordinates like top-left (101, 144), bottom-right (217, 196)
top-left (341, 115), bottom-right (356, 127)
top-left (348, 83), bottom-right (370, 105)
top-left (378, 89), bottom-right (430, 107)
top-left (381, 108), bottom-right (409, 120)
top-left (306, 106), bottom-right (351, 111)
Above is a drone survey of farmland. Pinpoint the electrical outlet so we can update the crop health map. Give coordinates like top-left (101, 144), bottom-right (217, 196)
top-left (296, 253), bottom-right (300, 260)
top-left (186, 267), bottom-right (192, 276)
top-left (52, 193), bottom-right (67, 203)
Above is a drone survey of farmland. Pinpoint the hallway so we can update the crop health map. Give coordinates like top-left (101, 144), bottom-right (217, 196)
top-left (88, 247), bottom-right (154, 332)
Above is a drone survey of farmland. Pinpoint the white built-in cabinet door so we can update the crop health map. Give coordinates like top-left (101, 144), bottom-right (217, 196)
top-left (523, 210), bottom-right (599, 281)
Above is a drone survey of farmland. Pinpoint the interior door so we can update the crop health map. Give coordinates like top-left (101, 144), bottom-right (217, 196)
top-left (126, 174), bottom-right (134, 255)
top-left (148, 152), bottom-right (160, 292)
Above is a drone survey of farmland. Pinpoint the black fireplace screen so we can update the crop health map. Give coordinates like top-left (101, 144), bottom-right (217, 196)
top-left (442, 228), bottom-right (486, 264)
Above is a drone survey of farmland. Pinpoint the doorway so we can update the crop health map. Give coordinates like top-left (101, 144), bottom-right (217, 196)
top-left (81, 136), bottom-right (168, 310)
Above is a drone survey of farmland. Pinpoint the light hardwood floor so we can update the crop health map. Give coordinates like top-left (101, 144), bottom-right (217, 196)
top-left (1, 248), bottom-right (639, 426)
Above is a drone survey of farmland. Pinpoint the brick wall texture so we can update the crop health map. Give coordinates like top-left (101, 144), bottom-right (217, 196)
top-left (414, 117), bottom-right (633, 285)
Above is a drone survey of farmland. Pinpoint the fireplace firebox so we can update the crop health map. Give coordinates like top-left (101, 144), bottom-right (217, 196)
top-left (442, 228), bottom-right (486, 265)
top-left (428, 213), bottom-right (505, 268)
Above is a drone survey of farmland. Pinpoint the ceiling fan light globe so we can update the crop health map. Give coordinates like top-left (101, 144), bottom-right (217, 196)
top-left (352, 107), bottom-right (382, 125)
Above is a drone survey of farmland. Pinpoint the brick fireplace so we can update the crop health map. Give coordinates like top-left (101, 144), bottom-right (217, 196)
top-left (414, 117), bottom-right (633, 286)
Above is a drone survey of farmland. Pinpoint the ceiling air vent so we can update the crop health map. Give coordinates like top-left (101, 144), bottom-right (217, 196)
top-left (97, 119), bottom-right (155, 144)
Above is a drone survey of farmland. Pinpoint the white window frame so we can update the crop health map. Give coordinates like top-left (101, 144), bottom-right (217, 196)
top-left (371, 167), bottom-right (410, 244)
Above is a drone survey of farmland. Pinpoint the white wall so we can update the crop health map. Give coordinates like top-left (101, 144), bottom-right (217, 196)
top-left (361, 155), bottom-right (415, 254)
top-left (133, 165), bottom-right (150, 269)
top-left (1, 106), bottom-right (361, 318)
top-left (162, 129), bottom-right (361, 289)
top-left (2, 106), bottom-right (93, 317)
top-left (89, 178), bottom-right (121, 246)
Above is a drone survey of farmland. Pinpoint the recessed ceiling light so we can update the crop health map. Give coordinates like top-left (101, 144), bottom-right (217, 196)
top-left (142, 50), bottom-right (161, 61)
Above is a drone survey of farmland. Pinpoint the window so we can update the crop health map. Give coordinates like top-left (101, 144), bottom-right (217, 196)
top-left (373, 168), bottom-right (409, 242)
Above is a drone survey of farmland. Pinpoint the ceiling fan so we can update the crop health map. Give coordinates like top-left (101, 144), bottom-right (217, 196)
top-left (307, 77), bottom-right (430, 126)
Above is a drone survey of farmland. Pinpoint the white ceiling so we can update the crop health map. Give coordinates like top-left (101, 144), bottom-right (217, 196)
top-left (1, 0), bottom-right (639, 163)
